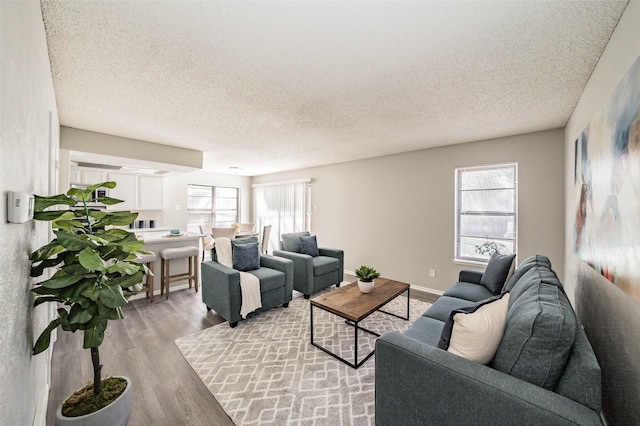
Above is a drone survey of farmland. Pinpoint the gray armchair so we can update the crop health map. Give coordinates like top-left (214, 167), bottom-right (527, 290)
top-left (273, 232), bottom-right (344, 299)
top-left (201, 237), bottom-right (293, 327)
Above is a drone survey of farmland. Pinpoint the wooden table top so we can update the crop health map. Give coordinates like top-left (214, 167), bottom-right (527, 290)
top-left (310, 278), bottom-right (410, 322)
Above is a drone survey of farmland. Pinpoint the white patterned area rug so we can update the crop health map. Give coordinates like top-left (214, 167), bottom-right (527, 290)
top-left (175, 287), bottom-right (431, 426)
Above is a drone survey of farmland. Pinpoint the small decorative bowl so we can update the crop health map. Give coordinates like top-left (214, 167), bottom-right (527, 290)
top-left (170, 229), bottom-right (180, 235)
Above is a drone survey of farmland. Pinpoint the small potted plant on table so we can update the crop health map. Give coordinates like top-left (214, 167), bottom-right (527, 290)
top-left (354, 265), bottom-right (380, 293)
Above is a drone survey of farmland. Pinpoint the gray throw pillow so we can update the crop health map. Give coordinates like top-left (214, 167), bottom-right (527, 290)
top-left (300, 235), bottom-right (319, 257)
top-left (480, 253), bottom-right (516, 295)
top-left (232, 241), bottom-right (260, 271)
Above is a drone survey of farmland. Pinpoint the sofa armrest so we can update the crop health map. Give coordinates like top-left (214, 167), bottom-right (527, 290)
top-left (273, 250), bottom-right (314, 295)
top-left (260, 255), bottom-right (294, 297)
top-left (375, 332), bottom-right (602, 426)
top-left (459, 268), bottom-right (483, 284)
top-left (201, 260), bottom-right (241, 321)
top-left (318, 247), bottom-right (344, 273)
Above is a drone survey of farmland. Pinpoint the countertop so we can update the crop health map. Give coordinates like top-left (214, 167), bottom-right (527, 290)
top-left (136, 230), bottom-right (203, 244)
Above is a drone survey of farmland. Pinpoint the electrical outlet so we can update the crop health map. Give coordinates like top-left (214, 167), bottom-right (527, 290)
top-left (429, 269), bottom-right (436, 278)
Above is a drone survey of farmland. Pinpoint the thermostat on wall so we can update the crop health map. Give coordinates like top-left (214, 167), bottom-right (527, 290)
top-left (7, 191), bottom-right (34, 223)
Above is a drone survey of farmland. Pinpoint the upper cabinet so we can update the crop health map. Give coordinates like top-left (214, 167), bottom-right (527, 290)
top-left (107, 172), bottom-right (137, 210)
top-left (70, 169), bottom-right (106, 185)
top-left (70, 167), bottom-right (164, 211)
top-left (138, 176), bottom-right (164, 210)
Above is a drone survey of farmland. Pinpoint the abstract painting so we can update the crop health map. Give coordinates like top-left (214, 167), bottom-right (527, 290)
top-left (573, 55), bottom-right (640, 303)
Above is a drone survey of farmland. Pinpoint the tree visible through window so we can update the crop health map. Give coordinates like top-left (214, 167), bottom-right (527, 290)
top-left (187, 185), bottom-right (239, 234)
top-left (455, 163), bottom-right (517, 263)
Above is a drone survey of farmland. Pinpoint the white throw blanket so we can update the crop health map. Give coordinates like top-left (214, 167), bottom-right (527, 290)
top-left (215, 238), bottom-right (262, 319)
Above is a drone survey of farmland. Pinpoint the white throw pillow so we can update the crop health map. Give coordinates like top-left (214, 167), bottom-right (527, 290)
top-left (447, 293), bottom-right (510, 364)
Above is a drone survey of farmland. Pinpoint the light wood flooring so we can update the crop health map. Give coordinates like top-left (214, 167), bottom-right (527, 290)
top-left (46, 275), bottom-right (439, 425)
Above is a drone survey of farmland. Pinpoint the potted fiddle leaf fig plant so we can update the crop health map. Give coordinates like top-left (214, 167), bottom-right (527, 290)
top-left (30, 182), bottom-right (148, 425)
top-left (354, 265), bottom-right (380, 293)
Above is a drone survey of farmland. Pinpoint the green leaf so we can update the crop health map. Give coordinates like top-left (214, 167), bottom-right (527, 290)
top-left (33, 296), bottom-right (60, 307)
top-left (84, 234), bottom-right (110, 246)
top-left (55, 231), bottom-right (91, 252)
top-left (96, 211), bottom-right (138, 227)
top-left (83, 316), bottom-right (107, 349)
top-left (68, 303), bottom-right (98, 324)
top-left (97, 196), bottom-right (124, 206)
top-left (99, 283), bottom-right (128, 308)
top-left (119, 240), bottom-right (145, 253)
top-left (97, 302), bottom-right (123, 320)
top-left (97, 228), bottom-right (132, 242)
top-left (30, 256), bottom-right (65, 277)
top-left (29, 241), bottom-right (64, 262)
top-left (78, 247), bottom-right (106, 272)
top-left (107, 262), bottom-right (141, 276)
top-left (34, 210), bottom-right (71, 221)
top-left (67, 187), bottom-right (93, 202)
top-left (52, 219), bottom-right (85, 231)
top-left (87, 209), bottom-right (107, 220)
top-left (80, 284), bottom-right (101, 301)
top-left (109, 271), bottom-right (144, 289)
top-left (34, 194), bottom-right (76, 212)
top-left (86, 181), bottom-right (116, 191)
top-left (33, 317), bottom-right (62, 355)
top-left (40, 272), bottom-right (84, 289)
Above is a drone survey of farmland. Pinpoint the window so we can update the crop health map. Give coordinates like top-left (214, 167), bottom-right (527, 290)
top-left (455, 163), bottom-right (517, 263)
top-left (187, 185), bottom-right (239, 234)
top-left (253, 179), bottom-right (311, 254)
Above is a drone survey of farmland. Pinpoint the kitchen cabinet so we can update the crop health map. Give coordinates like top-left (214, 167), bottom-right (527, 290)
top-left (107, 173), bottom-right (164, 211)
top-left (138, 176), bottom-right (164, 210)
top-left (70, 168), bottom-right (106, 185)
top-left (107, 173), bottom-right (136, 210)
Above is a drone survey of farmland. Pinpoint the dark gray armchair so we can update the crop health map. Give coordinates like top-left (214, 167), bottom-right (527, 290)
top-left (201, 237), bottom-right (293, 327)
top-left (273, 231), bottom-right (344, 299)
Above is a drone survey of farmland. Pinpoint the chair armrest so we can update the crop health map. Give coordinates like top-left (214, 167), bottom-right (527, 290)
top-left (200, 260), bottom-right (240, 321)
top-left (375, 332), bottom-right (602, 426)
top-left (318, 247), bottom-right (344, 273)
top-left (459, 268), bottom-right (483, 284)
top-left (273, 250), bottom-right (314, 294)
top-left (260, 255), bottom-right (294, 297)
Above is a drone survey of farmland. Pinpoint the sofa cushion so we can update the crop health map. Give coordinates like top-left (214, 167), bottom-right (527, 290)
top-left (438, 293), bottom-right (510, 364)
top-left (247, 267), bottom-right (285, 293)
top-left (231, 241), bottom-right (260, 271)
top-left (300, 235), bottom-right (319, 257)
top-left (480, 253), bottom-right (516, 294)
top-left (281, 231), bottom-right (310, 253)
top-left (312, 255), bottom-right (340, 276)
top-left (442, 282), bottom-right (495, 303)
top-left (503, 255), bottom-right (552, 292)
top-left (491, 281), bottom-right (576, 390)
top-left (422, 296), bottom-right (476, 322)
top-left (402, 316), bottom-right (445, 347)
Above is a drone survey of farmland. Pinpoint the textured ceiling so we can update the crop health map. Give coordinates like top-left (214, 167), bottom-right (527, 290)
top-left (41, 1), bottom-right (628, 176)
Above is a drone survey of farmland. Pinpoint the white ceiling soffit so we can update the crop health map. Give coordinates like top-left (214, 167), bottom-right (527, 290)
top-left (41, 1), bottom-right (628, 177)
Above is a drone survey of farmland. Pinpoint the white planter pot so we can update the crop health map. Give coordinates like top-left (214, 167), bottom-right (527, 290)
top-left (358, 279), bottom-right (375, 293)
top-left (55, 376), bottom-right (132, 426)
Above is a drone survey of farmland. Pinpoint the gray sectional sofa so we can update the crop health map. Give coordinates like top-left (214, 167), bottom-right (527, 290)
top-left (375, 255), bottom-right (602, 425)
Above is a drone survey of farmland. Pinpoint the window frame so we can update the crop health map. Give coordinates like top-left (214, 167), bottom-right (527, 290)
top-left (454, 163), bottom-right (518, 264)
top-left (186, 184), bottom-right (239, 234)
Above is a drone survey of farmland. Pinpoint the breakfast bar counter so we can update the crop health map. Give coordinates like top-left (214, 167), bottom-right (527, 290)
top-left (133, 230), bottom-right (203, 300)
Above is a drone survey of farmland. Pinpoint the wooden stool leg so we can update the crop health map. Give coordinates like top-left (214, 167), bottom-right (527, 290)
top-left (194, 256), bottom-right (199, 293)
top-left (147, 261), bottom-right (154, 303)
top-left (188, 257), bottom-right (193, 290)
top-left (160, 259), bottom-right (165, 296)
top-left (165, 258), bottom-right (170, 300)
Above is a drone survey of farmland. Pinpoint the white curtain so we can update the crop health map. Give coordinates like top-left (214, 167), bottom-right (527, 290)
top-left (253, 180), bottom-right (310, 253)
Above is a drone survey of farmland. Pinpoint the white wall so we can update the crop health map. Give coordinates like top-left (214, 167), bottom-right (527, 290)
top-left (254, 129), bottom-right (565, 293)
top-left (0, 1), bottom-right (60, 424)
top-left (163, 170), bottom-right (253, 230)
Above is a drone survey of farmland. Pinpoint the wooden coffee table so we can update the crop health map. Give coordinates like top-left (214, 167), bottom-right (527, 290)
top-left (310, 278), bottom-right (410, 368)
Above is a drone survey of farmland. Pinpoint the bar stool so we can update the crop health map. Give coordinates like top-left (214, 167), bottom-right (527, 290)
top-left (134, 252), bottom-right (156, 303)
top-left (159, 246), bottom-right (199, 300)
